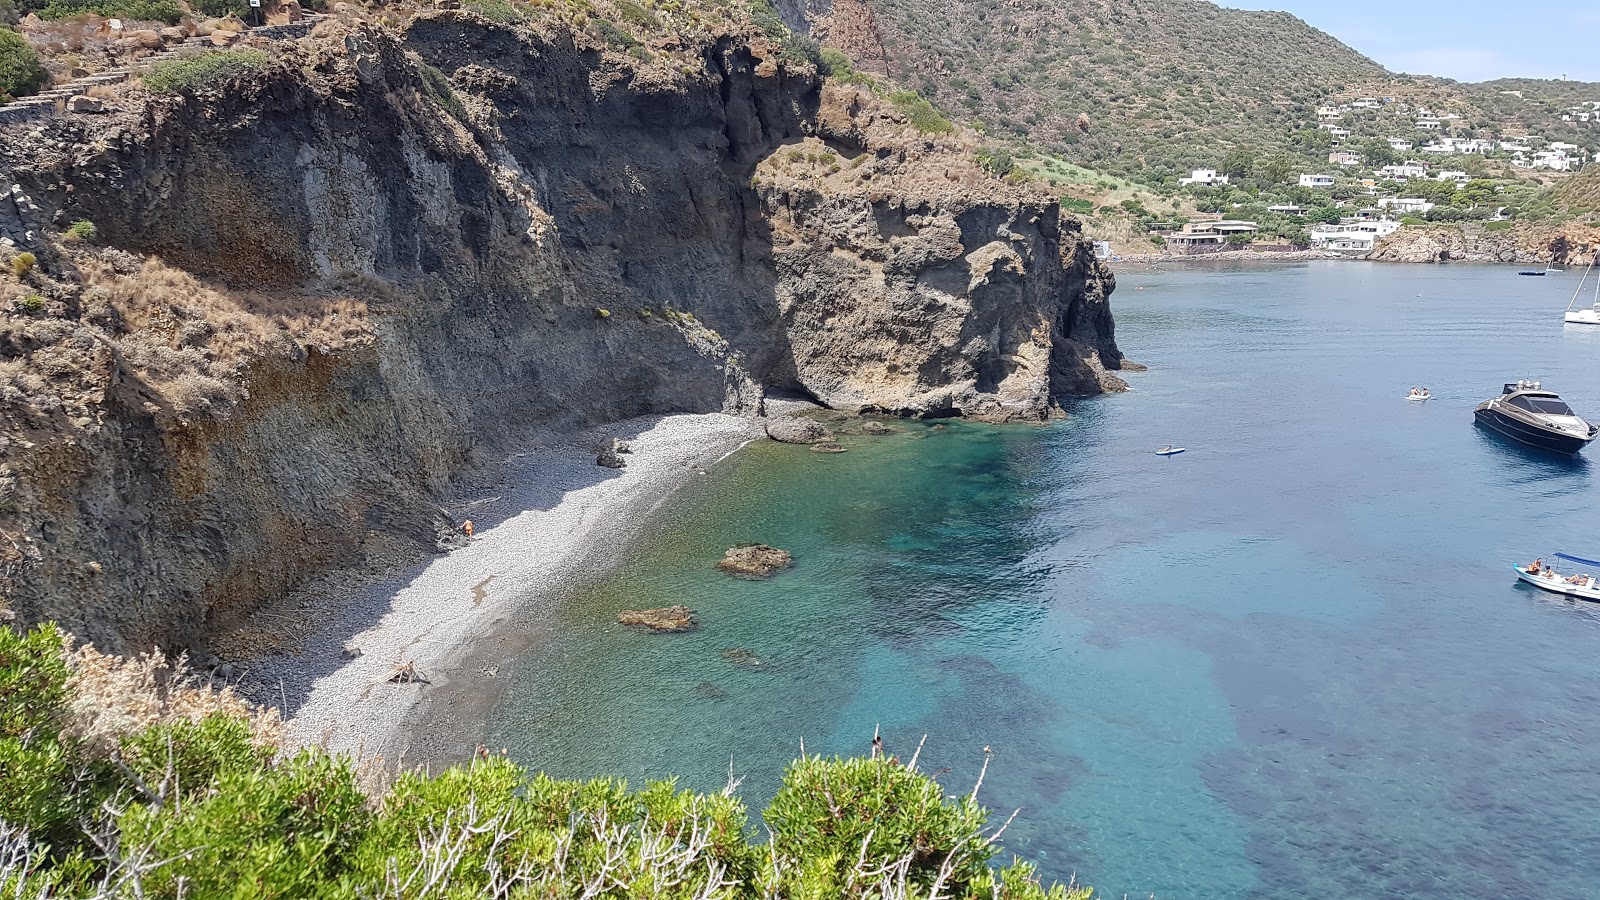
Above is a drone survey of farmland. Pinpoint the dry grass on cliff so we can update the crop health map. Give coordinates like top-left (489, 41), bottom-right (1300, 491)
top-left (64, 639), bottom-right (284, 759)
top-left (78, 255), bottom-right (371, 418)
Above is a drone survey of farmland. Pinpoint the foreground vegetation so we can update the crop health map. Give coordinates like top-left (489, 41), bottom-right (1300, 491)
top-left (0, 623), bottom-right (1091, 898)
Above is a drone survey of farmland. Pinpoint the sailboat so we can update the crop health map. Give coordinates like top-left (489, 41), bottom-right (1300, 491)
top-left (1564, 257), bottom-right (1600, 325)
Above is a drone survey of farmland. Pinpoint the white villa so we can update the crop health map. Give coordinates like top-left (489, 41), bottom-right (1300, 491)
top-left (1378, 162), bottom-right (1427, 180)
top-left (1308, 219), bottom-right (1402, 252)
top-left (1499, 140), bottom-right (1532, 153)
top-left (1316, 105), bottom-right (1343, 120)
top-left (1165, 220), bottom-right (1258, 247)
top-left (1267, 204), bottom-right (1307, 216)
top-left (1526, 150), bottom-right (1573, 171)
top-left (1328, 150), bottom-right (1361, 167)
top-left (1179, 169), bottom-right (1229, 186)
top-left (1298, 173), bottom-right (1336, 188)
top-left (1435, 170), bottom-right (1469, 184)
top-left (1416, 118), bottom-right (1442, 130)
top-left (1386, 137), bottom-right (1413, 152)
top-left (1351, 98), bottom-right (1382, 109)
top-left (1378, 198), bottom-right (1435, 214)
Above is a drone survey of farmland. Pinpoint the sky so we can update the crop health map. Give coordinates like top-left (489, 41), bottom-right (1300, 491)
top-left (1219, 0), bottom-right (1600, 84)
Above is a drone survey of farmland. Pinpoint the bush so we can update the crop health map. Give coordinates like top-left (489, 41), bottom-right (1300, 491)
top-left (1060, 196), bottom-right (1096, 215)
top-left (0, 621), bottom-right (1096, 899)
top-left (1483, 220), bottom-right (1513, 231)
top-left (1400, 216), bottom-right (1426, 226)
top-left (889, 90), bottom-right (954, 134)
top-left (8, 251), bottom-right (34, 278)
top-left (34, 0), bottom-right (182, 21)
top-left (976, 145), bottom-right (1014, 176)
top-left (188, 0), bottom-right (248, 17)
top-left (416, 61), bottom-right (466, 119)
top-left (64, 219), bottom-right (96, 242)
top-left (141, 48), bottom-right (268, 94)
top-left (0, 27), bottom-right (46, 101)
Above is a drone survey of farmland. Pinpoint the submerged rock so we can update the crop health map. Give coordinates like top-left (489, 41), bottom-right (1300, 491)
top-left (721, 647), bottom-right (765, 668)
top-left (860, 421), bottom-right (897, 435)
top-left (716, 544), bottom-right (793, 578)
top-left (766, 418), bottom-right (832, 444)
top-left (618, 605), bottom-right (698, 632)
top-left (694, 681), bottom-right (728, 700)
top-left (810, 442), bottom-right (847, 453)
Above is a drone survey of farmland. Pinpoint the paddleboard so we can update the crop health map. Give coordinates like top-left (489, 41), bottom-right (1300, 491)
top-left (1155, 448), bottom-right (1186, 456)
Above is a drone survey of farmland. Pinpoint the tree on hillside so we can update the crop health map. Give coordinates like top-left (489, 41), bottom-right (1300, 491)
top-left (1453, 179), bottom-right (1497, 207)
top-left (0, 27), bottom-right (46, 101)
top-left (1222, 147), bottom-right (1256, 178)
top-left (1362, 139), bottom-right (1398, 167)
top-left (1254, 154), bottom-right (1294, 186)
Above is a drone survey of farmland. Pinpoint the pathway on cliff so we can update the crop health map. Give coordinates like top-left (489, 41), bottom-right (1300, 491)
top-left (0, 14), bottom-right (326, 124)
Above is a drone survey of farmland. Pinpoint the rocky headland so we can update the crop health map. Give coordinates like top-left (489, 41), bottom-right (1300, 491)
top-left (0, 11), bottom-right (1125, 664)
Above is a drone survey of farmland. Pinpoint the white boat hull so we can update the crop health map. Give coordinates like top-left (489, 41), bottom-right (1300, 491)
top-left (1565, 308), bottom-right (1600, 325)
top-left (1407, 393), bottom-right (1431, 402)
top-left (1514, 565), bottom-right (1600, 602)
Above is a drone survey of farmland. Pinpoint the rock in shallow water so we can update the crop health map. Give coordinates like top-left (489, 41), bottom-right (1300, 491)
top-left (810, 442), bottom-right (847, 453)
top-left (860, 421), bottom-right (897, 435)
top-left (721, 647), bottom-right (765, 667)
top-left (765, 418), bottom-right (832, 444)
top-left (715, 544), bottom-right (793, 578)
top-left (617, 605), bottom-right (698, 632)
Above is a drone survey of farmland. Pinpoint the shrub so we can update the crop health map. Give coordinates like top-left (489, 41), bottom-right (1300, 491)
top-left (888, 90), bottom-right (954, 134)
top-left (34, 0), bottom-right (182, 21)
top-left (64, 219), bottom-right (96, 242)
top-left (1482, 220), bottom-right (1513, 231)
top-left (1400, 216), bottom-right (1426, 226)
top-left (594, 307), bottom-right (611, 319)
top-left (0, 27), bottom-right (46, 101)
top-left (141, 48), bottom-right (268, 94)
top-left (188, 0), bottom-right (248, 17)
top-left (416, 62), bottom-right (466, 119)
top-left (1060, 196), bottom-right (1096, 215)
top-left (17, 293), bottom-right (44, 313)
top-left (977, 145), bottom-right (1015, 176)
top-left (8, 251), bottom-right (35, 278)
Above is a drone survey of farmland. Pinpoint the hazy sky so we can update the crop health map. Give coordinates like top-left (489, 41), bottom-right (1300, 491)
top-left (1219, 0), bottom-right (1600, 84)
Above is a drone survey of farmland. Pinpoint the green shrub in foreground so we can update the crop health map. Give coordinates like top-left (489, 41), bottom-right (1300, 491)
top-left (0, 27), bottom-right (47, 101)
top-left (142, 48), bottom-right (268, 94)
top-left (889, 90), bottom-right (955, 134)
top-left (35, 0), bottom-right (182, 22)
top-left (0, 622), bottom-right (1095, 898)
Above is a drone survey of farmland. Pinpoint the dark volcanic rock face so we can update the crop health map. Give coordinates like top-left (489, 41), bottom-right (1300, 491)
top-left (0, 17), bottom-right (1122, 651)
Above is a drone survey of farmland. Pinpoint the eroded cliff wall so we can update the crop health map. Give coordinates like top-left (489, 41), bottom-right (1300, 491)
top-left (0, 16), bottom-right (1123, 652)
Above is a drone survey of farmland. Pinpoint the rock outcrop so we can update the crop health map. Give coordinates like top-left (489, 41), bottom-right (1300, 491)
top-left (618, 606), bottom-right (698, 633)
top-left (0, 15), bottom-right (1123, 653)
top-left (715, 544), bottom-right (793, 577)
top-left (765, 417), bottom-right (833, 444)
top-left (1370, 223), bottom-right (1599, 265)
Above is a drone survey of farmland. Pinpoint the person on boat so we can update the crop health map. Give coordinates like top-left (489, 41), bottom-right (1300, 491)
top-left (1529, 558), bottom-right (1543, 574)
top-left (1160, 445), bottom-right (1172, 453)
top-left (1409, 387), bottom-right (1420, 397)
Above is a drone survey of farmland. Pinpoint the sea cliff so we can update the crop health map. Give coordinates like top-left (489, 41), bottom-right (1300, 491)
top-left (0, 15), bottom-right (1124, 653)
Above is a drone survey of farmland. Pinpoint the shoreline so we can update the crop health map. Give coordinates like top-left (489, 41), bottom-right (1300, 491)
top-left (238, 412), bottom-right (766, 769)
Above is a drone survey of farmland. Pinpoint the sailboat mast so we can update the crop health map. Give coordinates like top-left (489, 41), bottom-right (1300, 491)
top-left (1568, 256), bottom-right (1596, 314)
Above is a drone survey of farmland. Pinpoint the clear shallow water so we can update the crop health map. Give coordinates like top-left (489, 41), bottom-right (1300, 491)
top-left (487, 261), bottom-right (1600, 899)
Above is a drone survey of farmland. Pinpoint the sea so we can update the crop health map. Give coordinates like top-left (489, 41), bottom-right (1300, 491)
top-left (485, 261), bottom-right (1600, 899)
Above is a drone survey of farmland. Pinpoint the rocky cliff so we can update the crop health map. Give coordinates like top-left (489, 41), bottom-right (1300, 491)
top-left (0, 14), bottom-right (1124, 652)
top-left (1369, 222), bottom-right (1599, 265)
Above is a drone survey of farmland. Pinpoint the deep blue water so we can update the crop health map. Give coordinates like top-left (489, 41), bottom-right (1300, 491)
top-left (487, 261), bottom-right (1600, 898)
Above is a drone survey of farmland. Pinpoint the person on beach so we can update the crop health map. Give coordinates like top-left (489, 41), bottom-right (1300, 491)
top-left (463, 519), bottom-right (474, 539)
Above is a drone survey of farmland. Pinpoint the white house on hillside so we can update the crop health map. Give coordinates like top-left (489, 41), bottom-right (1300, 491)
top-left (1298, 173), bottom-right (1336, 188)
top-left (1328, 150), bottom-right (1361, 166)
top-left (1387, 138), bottom-right (1413, 151)
top-left (1378, 162), bottom-right (1427, 180)
top-left (1416, 118), bottom-right (1442, 130)
top-left (1378, 198), bottom-right (1435, 214)
top-left (1435, 170), bottom-right (1469, 184)
top-left (1179, 169), bottom-right (1229, 186)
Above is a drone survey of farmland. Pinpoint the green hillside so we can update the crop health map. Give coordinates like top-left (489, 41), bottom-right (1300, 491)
top-left (799, 0), bottom-right (1600, 180)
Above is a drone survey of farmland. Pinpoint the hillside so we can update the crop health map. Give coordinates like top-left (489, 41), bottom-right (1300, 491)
top-left (782, 0), bottom-right (1599, 179)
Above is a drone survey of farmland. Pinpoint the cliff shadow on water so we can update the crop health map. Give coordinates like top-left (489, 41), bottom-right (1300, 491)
top-left (0, 13), bottom-right (1124, 655)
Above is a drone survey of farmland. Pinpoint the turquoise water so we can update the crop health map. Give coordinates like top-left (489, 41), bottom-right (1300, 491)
top-left (487, 261), bottom-right (1600, 898)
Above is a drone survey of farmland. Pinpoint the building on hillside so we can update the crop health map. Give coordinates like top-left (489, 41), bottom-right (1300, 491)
top-left (1328, 150), bottom-right (1361, 166)
top-left (1267, 204), bottom-right (1307, 216)
top-left (1440, 113), bottom-right (1462, 121)
top-left (1549, 141), bottom-right (1581, 152)
top-left (1416, 118), bottom-right (1442, 130)
top-left (1499, 140), bottom-right (1532, 153)
top-left (1387, 138), bottom-right (1413, 152)
top-left (1351, 98), bottom-right (1382, 109)
top-left (1165, 220), bottom-right (1259, 248)
top-left (1378, 198), bottom-right (1435, 214)
top-left (1499, 90), bottom-right (1524, 98)
top-left (1179, 169), bottom-right (1229, 186)
top-left (1316, 105), bottom-right (1343, 120)
top-left (1435, 170), bottom-right (1469, 184)
top-left (1378, 162), bottom-right (1427, 180)
top-left (1308, 219), bottom-right (1402, 252)
top-left (1298, 173), bottom-right (1336, 188)
top-left (1093, 241), bottom-right (1112, 259)
top-left (1529, 150), bottom-right (1572, 171)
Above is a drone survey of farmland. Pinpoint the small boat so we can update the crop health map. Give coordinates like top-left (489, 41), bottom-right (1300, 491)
top-left (1154, 447), bottom-right (1186, 456)
top-left (1406, 390), bottom-right (1432, 402)
top-left (1564, 257), bottom-right (1600, 324)
top-left (1473, 380), bottom-right (1598, 455)
top-left (1514, 553), bottom-right (1600, 602)
top-left (1519, 270), bottom-right (1546, 276)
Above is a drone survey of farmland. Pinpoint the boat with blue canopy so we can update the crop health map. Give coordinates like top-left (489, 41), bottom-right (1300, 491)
top-left (1514, 552), bottom-right (1600, 601)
